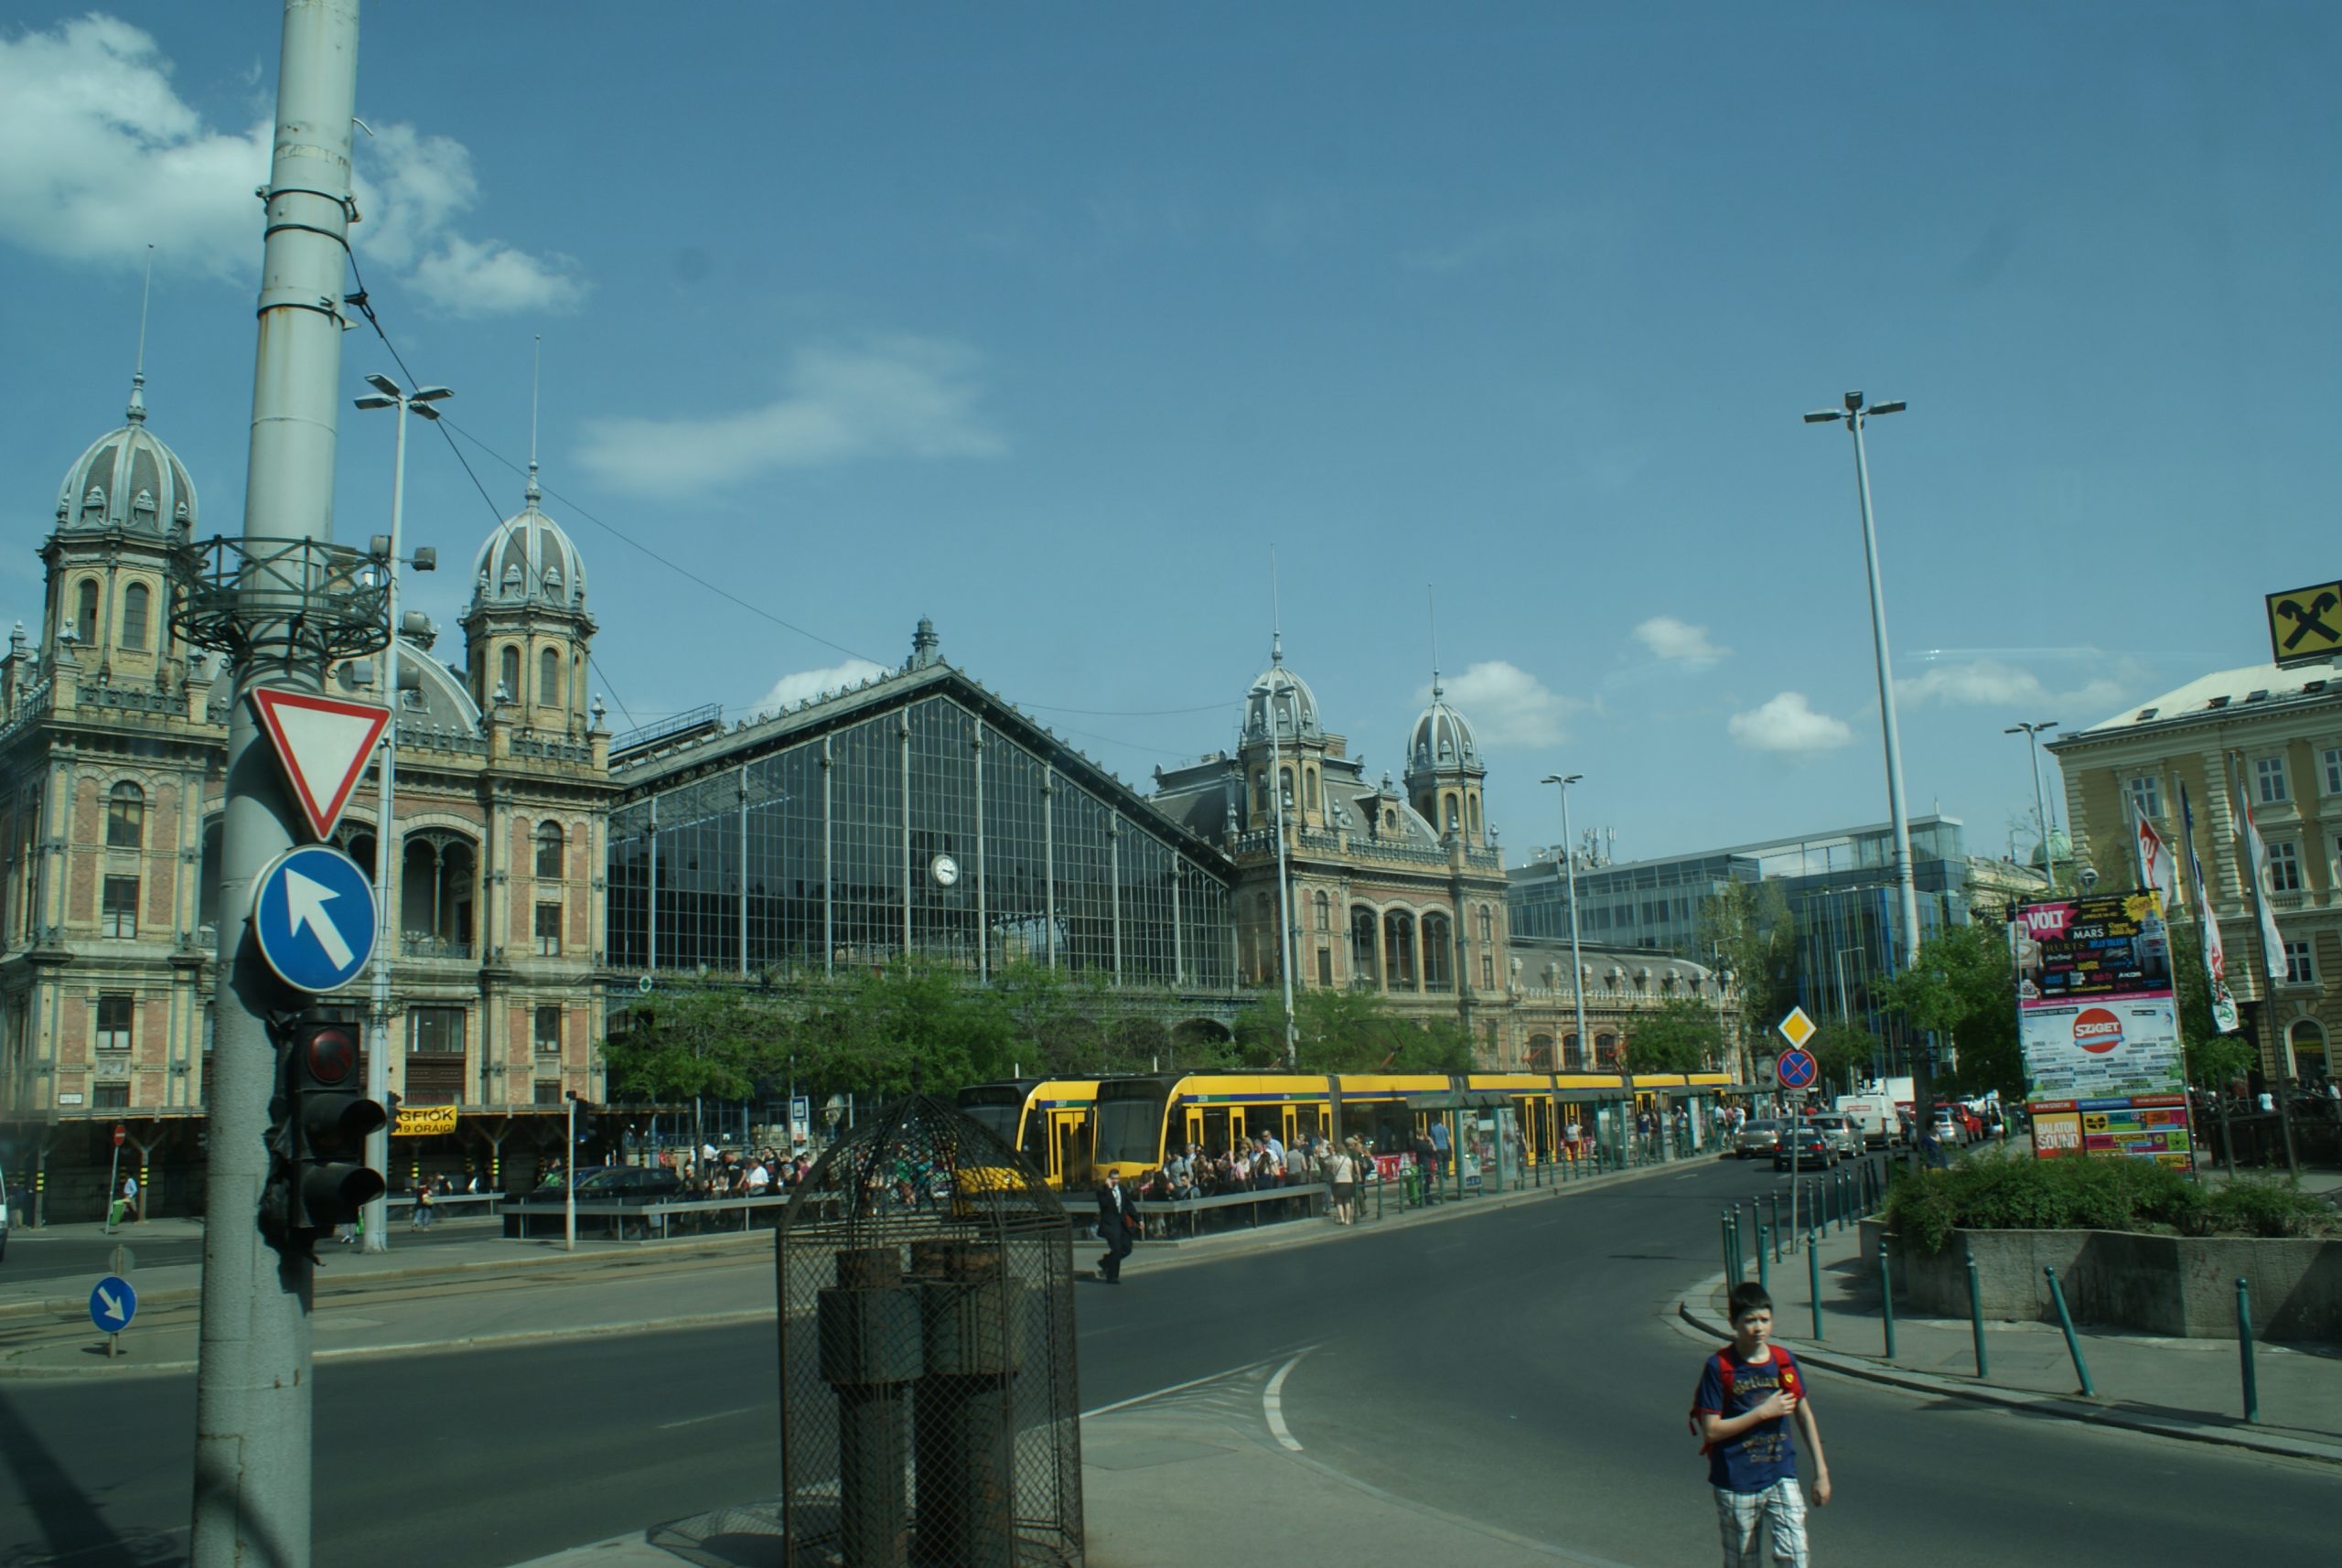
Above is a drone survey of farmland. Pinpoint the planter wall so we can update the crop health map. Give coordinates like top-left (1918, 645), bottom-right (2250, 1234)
top-left (1858, 1219), bottom-right (2342, 1342)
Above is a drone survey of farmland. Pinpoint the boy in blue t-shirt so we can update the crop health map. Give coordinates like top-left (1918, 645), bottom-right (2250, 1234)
top-left (1691, 1283), bottom-right (1832, 1565)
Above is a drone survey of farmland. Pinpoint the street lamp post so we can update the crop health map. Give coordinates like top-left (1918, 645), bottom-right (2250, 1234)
top-left (1541, 776), bottom-right (1590, 1079)
top-left (564, 1090), bottom-right (583, 1252)
top-left (351, 375), bottom-right (448, 1253)
top-left (1804, 393), bottom-right (1920, 971)
top-left (2005, 721), bottom-right (2061, 890)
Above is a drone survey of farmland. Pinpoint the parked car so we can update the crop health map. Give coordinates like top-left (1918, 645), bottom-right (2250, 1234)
top-left (1807, 1114), bottom-right (1862, 1162)
top-left (1772, 1122), bottom-right (1833, 1170)
top-left (1930, 1107), bottom-right (1966, 1147)
top-left (1735, 1119), bottom-right (1784, 1159)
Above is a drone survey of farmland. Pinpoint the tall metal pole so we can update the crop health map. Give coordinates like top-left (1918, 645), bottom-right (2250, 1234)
top-left (1543, 777), bottom-right (1589, 1076)
top-left (1846, 404), bottom-right (1921, 970)
top-left (192, 5), bottom-right (360, 1564)
top-left (361, 394), bottom-right (408, 1253)
top-left (2008, 722), bottom-right (2060, 889)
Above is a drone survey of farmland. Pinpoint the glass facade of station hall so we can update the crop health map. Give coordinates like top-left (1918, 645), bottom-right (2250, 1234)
top-left (607, 688), bottom-right (1237, 988)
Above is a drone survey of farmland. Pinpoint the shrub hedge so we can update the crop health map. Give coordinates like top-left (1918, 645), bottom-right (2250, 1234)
top-left (1884, 1157), bottom-right (2338, 1254)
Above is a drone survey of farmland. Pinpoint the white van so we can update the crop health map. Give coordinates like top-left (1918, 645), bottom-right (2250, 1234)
top-left (1833, 1093), bottom-right (1900, 1149)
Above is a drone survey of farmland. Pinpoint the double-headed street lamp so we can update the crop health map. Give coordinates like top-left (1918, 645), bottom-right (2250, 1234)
top-left (1804, 391), bottom-right (1920, 972)
top-left (351, 373), bottom-right (448, 1251)
top-left (2004, 720), bottom-right (2061, 889)
top-left (1540, 775), bottom-right (1590, 1079)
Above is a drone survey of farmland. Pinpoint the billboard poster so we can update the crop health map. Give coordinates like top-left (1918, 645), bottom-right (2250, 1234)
top-left (2015, 891), bottom-right (2190, 1165)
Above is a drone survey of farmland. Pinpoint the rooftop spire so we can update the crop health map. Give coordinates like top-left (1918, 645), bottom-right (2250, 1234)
top-left (1269, 544), bottom-right (1283, 665)
top-left (126, 244), bottom-right (155, 424)
top-left (525, 334), bottom-right (542, 504)
top-left (1427, 583), bottom-right (1442, 698)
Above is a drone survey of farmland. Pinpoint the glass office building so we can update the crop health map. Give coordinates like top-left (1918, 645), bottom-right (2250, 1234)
top-left (607, 651), bottom-right (1236, 989)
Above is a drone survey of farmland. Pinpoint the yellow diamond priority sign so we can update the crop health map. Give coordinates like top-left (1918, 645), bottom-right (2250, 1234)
top-left (1776, 1005), bottom-right (1817, 1050)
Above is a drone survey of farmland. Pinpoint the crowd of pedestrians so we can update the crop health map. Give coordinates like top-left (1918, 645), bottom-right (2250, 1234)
top-left (662, 1143), bottom-right (813, 1197)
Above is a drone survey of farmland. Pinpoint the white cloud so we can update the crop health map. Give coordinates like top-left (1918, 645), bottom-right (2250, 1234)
top-left (0, 16), bottom-right (582, 314)
top-left (1632, 616), bottom-right (1728, 665)
top-left (1729, 692), bottom-right (1853, 754)
top-left (1895, 656), bottom-right (2135, 723)
top-left (756, 658), bottom-right (889, 714)
top-left (1421, 660), bottom-right (1579, 747)
top-left (577, 338), bottom-right (1006, 495)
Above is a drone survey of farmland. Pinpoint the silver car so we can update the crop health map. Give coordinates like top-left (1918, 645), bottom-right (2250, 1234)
top-left (1807, 1115), bottom-right (1862, 1162)
top-left (1735, 1119), bottom-right (1784, 1159)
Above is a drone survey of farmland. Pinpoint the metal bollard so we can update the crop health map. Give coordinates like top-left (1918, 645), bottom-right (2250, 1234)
top-left (1878, 1243), bottom-right (1896, 1359)
top-left (1966, 1256), bottom-right (1989, 1379)
top-left (1809, 1229), bottom-right (1824, 1340)
top-left (2237, 1277), bottom-right (2259, 1423)
top-left (1770, 1193), bottom-right (1784, 1262)
top-left (1722, 1211), bottom-right (1736, 1283)
top-left (1756, 1220), bottom-right (1770, 1295)
top-left (2043, 1266), bottom-right (2096, 1397)
top-left (818, 1247), bottom-right (924, 1568)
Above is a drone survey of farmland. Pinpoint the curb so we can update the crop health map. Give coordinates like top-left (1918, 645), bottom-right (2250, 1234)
top-left (1673, 1274), bottom-right (2342, 1467)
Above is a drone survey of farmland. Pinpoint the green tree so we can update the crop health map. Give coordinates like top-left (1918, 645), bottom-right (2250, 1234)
top-left (1231, 989), bottom-right (1476, 1073)
top-left (1625, 995), bottom-right (1724, 1074)
top-left (1808, 1021), bottom-right (1883, 1096)
top-left (1700, 880), bottom-right (1799, 1044)
top-left (599, 988), bottom-right (785, 1104)
top-left (2169, 921), bottom-right (2253, 1088)
top-left (1877, 919), bottom-right (2023, 1101)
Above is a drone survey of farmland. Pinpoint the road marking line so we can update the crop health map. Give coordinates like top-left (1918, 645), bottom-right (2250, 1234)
top-left (1263, 1346), bottom-right (1317, 1451)
top-left (658, 1404), bottom-right (759, 1430)
top-left (1080, 1351), bottom-right (1298, 1419)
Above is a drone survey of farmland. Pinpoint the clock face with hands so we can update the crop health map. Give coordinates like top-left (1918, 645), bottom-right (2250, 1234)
top-left (930, 854), bottom-right (960, 888)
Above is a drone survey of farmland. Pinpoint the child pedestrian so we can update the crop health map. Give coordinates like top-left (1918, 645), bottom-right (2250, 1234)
top-left (1690, 1282), bottom-right (1831, 1566)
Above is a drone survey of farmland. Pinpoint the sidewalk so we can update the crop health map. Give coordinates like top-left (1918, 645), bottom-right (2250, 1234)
top-left (1680, 1213), bottom-right (2342, 1465)
top-left (510, 1359), bottom-right (1606, 1568)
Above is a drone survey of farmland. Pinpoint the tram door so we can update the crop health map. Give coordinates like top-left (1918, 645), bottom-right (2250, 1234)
top-left (1051, 1110), bottom-right (1091, 1190)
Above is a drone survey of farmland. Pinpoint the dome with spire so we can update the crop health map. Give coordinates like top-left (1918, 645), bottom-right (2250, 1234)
top-left (468, 467), bottom-right (588, 616)
top-left (52, 375), bottom-right (198, 538)
top-left (1241, 637), bottom-right (1323, 745)
top-left (1407, 680), bottom-right (1481, 774)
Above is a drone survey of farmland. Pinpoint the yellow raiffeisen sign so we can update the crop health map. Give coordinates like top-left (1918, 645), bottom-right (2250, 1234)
top-left (2266, 581), bottom-right (2342, 666)
top-left (392, 1104), bottom-right (458, 1137)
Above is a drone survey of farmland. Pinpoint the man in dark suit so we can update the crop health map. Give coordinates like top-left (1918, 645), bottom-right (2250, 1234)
top-left (1094, 1169), bottom-right (1138, 1283)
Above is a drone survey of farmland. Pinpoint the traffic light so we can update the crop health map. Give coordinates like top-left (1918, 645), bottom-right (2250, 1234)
top-left (262, 1006), bottom-right (385, 1252)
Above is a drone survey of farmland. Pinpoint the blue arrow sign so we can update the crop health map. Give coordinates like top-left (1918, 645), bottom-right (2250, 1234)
top-left (90, 1273), bottom-right (136, 1333)
top-left (252, 844), bottom-right (376, 993)
top-left (1776, 1047), bottom-right (1818, 1090)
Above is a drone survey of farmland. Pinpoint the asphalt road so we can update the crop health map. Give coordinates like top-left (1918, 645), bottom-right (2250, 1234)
top-left (2, 1160), bottom-right (2334, 1568)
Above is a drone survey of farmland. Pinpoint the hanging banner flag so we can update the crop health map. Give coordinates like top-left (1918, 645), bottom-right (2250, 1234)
top-left (2180, 784), bottom-right (2240, 1035)
top-left (2232, 764), bottom-right (2290, 979)
top-left (2133, 809), bottom-right (2179, 909)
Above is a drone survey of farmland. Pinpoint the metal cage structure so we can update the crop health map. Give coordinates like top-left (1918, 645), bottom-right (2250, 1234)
top-left (776, 1095), bottom-right (1083, 1568)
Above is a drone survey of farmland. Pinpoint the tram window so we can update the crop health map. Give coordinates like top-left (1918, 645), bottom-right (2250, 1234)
top-left (1295, 1104), bottom-right (1325, 1142)
top-left (1199, 1107), bottom-right (1230, 1155)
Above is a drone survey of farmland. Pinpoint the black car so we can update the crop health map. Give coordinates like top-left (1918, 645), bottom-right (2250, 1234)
top-left (1772, 1124), bottom-right (1833, 1170)
top-left (515, 1165), bottom-right (682, 1203)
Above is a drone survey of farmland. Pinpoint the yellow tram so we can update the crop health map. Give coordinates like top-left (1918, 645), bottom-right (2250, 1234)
top-left (954, 1078), bottom-right (1103, 1190)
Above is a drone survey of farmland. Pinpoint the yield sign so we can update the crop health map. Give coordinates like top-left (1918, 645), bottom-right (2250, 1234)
top-left (248, 688), bottom-right (390, 841)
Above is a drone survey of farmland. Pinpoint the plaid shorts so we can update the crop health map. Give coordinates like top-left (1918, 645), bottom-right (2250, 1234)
top-left (1714, 1477), bottom-right (1808, 1567)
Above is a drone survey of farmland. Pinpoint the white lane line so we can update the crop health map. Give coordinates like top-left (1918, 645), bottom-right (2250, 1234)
top-left (658, 1404), bottom-right (759, 1431)
top-left (1263, 1346), bottom-right (1317, 1452)
top-left (1080, 1351), bottom-right (1297, 1419)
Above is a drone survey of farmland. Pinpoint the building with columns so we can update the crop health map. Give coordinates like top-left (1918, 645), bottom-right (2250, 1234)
top-left (2049, 656), bottom-right (2342, 1089)
top-left (0, 370), bottom-right (616, 1218)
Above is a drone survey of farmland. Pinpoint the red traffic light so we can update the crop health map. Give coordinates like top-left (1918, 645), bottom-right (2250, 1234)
top-left (302, 1023), bottom-right (362, 1086)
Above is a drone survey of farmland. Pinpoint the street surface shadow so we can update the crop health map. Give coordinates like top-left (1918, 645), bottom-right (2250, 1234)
top-left (0, 1384), bottom-right (176, 1567)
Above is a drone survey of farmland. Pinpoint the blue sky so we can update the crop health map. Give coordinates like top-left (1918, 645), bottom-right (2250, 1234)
top-left (2, 5), bottom-right (2332, 869)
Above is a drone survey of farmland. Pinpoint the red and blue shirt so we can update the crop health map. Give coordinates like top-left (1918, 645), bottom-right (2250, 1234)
top-left (1692, 1346), bottom-right (1801, 1492)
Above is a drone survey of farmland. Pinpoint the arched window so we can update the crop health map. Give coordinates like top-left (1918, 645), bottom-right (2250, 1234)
top-left (1528, 1034), bottom-right (1555, 1070)
top-left (1595, 1031), bottom-right (1620, 1067)
top-left (1278, 767), bottom-right (1295, 813)
top-left (1445, 795), bottom-right (1460, 833)
top-left (536, 821), bottom-right (565, 881)
top-left (1468, 796), bottom-right (1482, 837)
top-left (1349, 907), bottom-right (1379, 985)
top-left (74, 579), bottom-right (99, 643)
top-left (1313, 890), bottom-right (1330, 931)
top-left (1305, 770), bottom-right (1319, 812)
top-left (1563, 1033), bottom-right (1584, 1070)
top-left (2290, 1018), bottom-right (2329, 1083)
top-left (1477, 906), bottom-right (1494, 946)
top-left (121, 584), bottom-right (150, 650)
top-left (107, 782), bottom-right (144, 848)
top-left (1383, 909), bottom-right (1417, 989)
top-left (499, 645), bottom-right (521, 700)
top-left (1422, 910), bottom-right (1454, 992)
top-left (540, 647), bottom-right (561, 706)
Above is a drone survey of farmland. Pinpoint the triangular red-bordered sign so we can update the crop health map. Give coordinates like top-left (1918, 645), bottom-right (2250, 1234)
top-left (248, 687), bottom-right (392, 841)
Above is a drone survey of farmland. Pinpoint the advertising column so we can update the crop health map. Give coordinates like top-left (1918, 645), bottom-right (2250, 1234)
top-left (2014, 892), bottom-right (2191, 1168)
